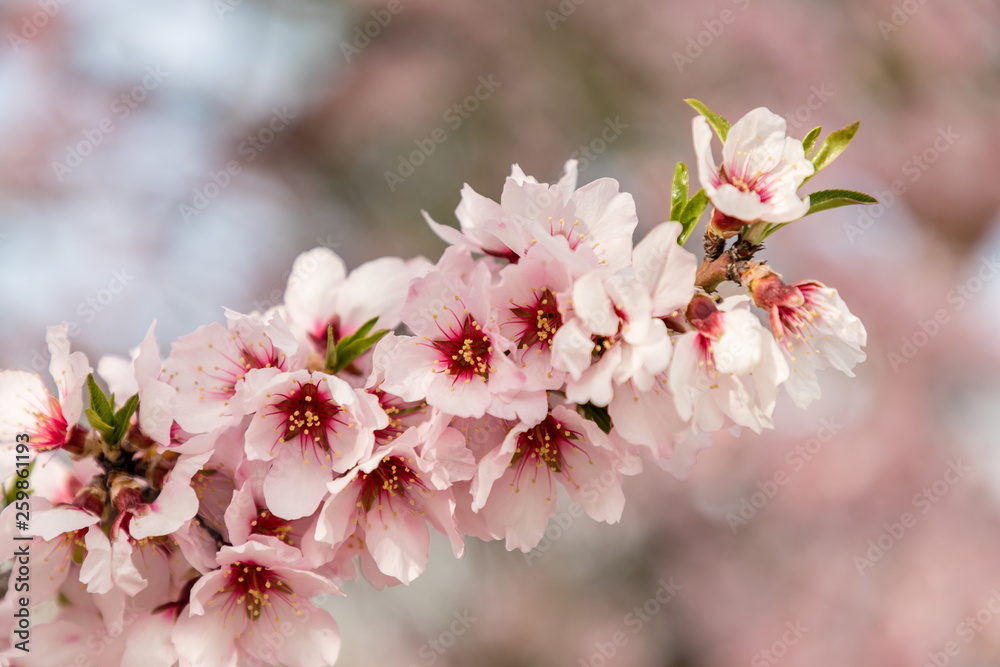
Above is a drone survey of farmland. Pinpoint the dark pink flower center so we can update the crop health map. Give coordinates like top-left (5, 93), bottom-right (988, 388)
top-left (212, 560), bottom-right (295, 633)
top-left (29, 394), bottom-right (69, 451)
top-left (250, 509), bottom-right (294, 545)
top-left (721, 152), bottom-right (779, 203)
top-left (506, 288), bottom-right (562, 351)
top-left (264, 380), bottom-right (348, 460)
top-left (371, 387), bottom-right (426, 446)
top-left (428, 316), bottom-right (493, 383)
top-left (358, 455), bottom-right (426, 513)
top-left (198, 332), bottom-right (289, 402)
top-left (509, 416), bottom-right (588, 498)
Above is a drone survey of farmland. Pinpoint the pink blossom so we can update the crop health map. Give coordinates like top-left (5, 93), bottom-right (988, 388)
top-left (471, 405), bottom-right (625, 552)
top-left (425, 160), bottom-right (638, 272)
top-left (0, 324), bottom-right (91, 476)
top-left (694, 107), bottom-right (815, 223)
top-left (173, 539), bottom-right (341, 667)
top-left (166, 309), bottom-right (301, 434)
top-left (283, 246), bottom-right (426, 355)
top-left (751, 276), bottom-right (867, 408)
top-left (242, 369), bottom-right (386, 520)
top-left (315, 427), bottom-right (464, 584)
top-left (669, 295), bottom-right (789, 433)
top-left (379, 264), bottom-right (529, 419)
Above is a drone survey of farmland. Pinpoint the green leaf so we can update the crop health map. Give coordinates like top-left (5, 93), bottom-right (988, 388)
top-left (324, 325), bottom-right (338, 374)
top-left (760, 189), bottom-right (878, 240)
top-left (685, 99), bottom-right (730, 142)
top-left (670, 162), bottom-right (689, 222)
top-left (677, 189), bottom-right (710, 245)
top-left (801, 126), bottom-right (822, 156)
top-left (577, 402), bottom-right (613, 434)
top-left (350, 317), bottom-right (380, 342)
top-left (86, 374), bottom-right (114, 426)
top-left (85, 408), bottom-right (115, 440)
top-left (3, 460), bottom-right (34, 508)
top-left (804, 121), bottom-right (860, 184)
top-left (110, 393), bottom-right (139, 446)
top-left (327, 328), bottom-right (390, 375)
top-left (803, 189), bottom-right (878, 216)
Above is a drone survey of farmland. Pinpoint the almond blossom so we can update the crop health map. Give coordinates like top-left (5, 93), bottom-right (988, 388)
top-left (242, 369), bottom-right (385, 520)
top-left (379, 263), bottom-right (530, 419)
top-left (694, 107), bottom-right (815, 224)
top-left (747, 268), bottom-right (867, 408)
top-left (669, 294), bottom-right (789, 433)
top-left (315, 428), bottom-right (464, 584)
top-left (173, 539), bottom-right (341, 667)
top-left (0, 324), bottom-right (91, 475)
top-left (471, 405), bottom-right (626, 551)
top-left (0, 101), bottom-right (873, 667)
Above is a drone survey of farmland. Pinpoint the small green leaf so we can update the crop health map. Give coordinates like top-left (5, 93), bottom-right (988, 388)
top-left (110, 393), bottom-right (139, 446)
top-left (577, 402), bottom-right (613, 434)
top-left (85, 408), bottom-right (115, 439)
top-left (802, 189), bottom-right (878, 216)
top-left (760, 189), bottom-right (878, 240)
top-left (86, 374), bottom-right (114, 426)
top-left (678, 189), bottom-right (710, 245)
top-left (328, 329), bottom-right (390, 375)
top-left (685, 99), bottom-right (730, 142)
top-left (350, 317), bottom-right (380, 342)
top-left (324, 325), bottom-right (338, 374)
top-left (801, 126), bottom-right (822, 156)
top-left (670, 162), bottom-right (689, 222)
top-left (804, 121), bottom-right (860, 184)
top-left (3, 460), bottom-right (34, 507)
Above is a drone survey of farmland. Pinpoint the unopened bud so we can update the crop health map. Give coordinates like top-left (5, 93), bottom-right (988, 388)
top-left (707, 209), bottom-right (745, 238)
top-left (745, 266), bottom-right (803, 311)
top-left (108, 471), bottom-right (145, 513)
top-left (75, 477), bottom-right (108, 518)
top-left (62, 426), bottom-right (88, 456)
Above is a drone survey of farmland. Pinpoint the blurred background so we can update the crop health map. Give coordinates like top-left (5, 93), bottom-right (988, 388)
top-left (3, 0), bottom-right (1000, 665)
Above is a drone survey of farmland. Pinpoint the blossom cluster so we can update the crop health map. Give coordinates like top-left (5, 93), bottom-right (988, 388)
top-left (0, 103), bottom-right (871, 667)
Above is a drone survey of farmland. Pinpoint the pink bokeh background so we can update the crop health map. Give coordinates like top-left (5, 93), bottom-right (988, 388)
top-left (2, 0), bottom-right (1000, 665)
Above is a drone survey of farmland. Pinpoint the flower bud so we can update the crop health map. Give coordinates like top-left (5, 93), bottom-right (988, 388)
top-left (74, 476), bottom-right (108, 519)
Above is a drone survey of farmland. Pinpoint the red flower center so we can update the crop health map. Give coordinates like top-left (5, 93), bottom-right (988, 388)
top-left (506, 288), bottom-right (562, 351)
top-left (212, 560), bottom-right (296, 634)
top-left (250, 509), bottom-right (294, 545)
top-left (358, 455), bottom-right (427, 514)
top-left (428, 315), bottom-right (494, 383)
top-left (508, 415), bottom-right (589, 499)
top-left (264, 380), bottom-right (349, 462)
